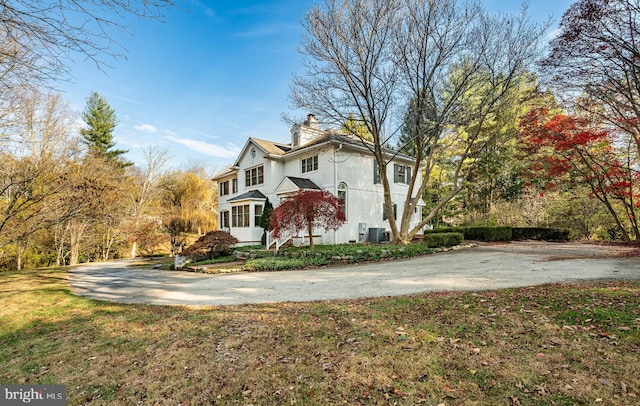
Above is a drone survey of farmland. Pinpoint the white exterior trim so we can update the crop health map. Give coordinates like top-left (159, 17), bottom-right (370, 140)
top-left (213, 121), bottom-right (423, 246)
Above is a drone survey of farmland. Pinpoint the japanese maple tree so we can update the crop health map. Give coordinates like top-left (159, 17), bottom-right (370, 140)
top-left (519, 108), bottom-right (640, 240)
top-left (270, 189), bottom-right (346, 249)
top-left (182, 231), bottom-right (239, 260)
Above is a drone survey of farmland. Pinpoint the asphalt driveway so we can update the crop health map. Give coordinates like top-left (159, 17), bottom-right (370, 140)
top-left (68, 241), bottom-right (639, 306)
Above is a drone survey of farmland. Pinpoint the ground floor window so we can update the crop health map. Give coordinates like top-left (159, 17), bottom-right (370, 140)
top-left (232, 205), bottom-right (250, 227)
top-left (220, 210), bottom-right (229, 229)
top-left (383, 203), bottom-right (397, 221)
top-left (337, 182), bottom-right (347, 221)
top-left (254, 204), bottom-right (263, 227)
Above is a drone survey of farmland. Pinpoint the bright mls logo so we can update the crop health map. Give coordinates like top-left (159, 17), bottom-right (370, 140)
top-left (1, 385), bottom-right (65, 405)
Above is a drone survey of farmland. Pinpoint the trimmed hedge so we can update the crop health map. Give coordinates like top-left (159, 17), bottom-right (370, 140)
top-left (425, 227), bottom-right (511, 242)
top-left (425, 226), bottom-right (569, 242)
top-left (422, 232), bottom-right (464, 248)
top-left (464, 227), bottom-right (512, 242)
top-left (512, 227), bottom-right (570, 241)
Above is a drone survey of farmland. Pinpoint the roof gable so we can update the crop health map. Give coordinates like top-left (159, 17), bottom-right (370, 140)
top-left (234, 137), bottom-right (290, 166)
top-left (283, 132), bottom-right (416, 164)
top-left (274, 176), bottom-right (322, 196)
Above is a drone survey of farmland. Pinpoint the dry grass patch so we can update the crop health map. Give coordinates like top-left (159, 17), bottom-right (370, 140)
top-left (0, 267), bottom-right (638, 405)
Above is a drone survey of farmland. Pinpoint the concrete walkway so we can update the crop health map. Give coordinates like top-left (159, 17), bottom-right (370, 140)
top-left (68, 242), bottom-right (639, 306)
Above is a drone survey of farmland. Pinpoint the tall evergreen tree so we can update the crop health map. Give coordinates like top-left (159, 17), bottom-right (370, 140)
top-left (80, 91), bottom-right (128, 164)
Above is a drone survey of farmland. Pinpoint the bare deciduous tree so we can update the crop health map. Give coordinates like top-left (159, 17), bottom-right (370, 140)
top-left (290, 0), bottom-right (548, 243)
top-left (0, 0), bottom-right (174, 87)
top-left (125, 145), bottom-right (170, 257)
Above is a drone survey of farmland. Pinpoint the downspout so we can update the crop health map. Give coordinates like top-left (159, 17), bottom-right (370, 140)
top-left (334, 143), bottom-right (343, 245)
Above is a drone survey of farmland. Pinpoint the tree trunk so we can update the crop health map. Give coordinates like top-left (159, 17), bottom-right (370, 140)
top-left (308, 222), bottom-right (314, 249)
top-left (130, 240), bottom-right (138, 258)
top-left (16, 245), bottom-right (24, 271)
top-left (69, 221), bottom-right (86, 266)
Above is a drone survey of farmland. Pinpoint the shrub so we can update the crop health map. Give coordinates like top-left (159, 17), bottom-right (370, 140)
top-left (464, 227), bottom-right (512, 242)
top-left (512, 227), bottom-right (570, 241)
top-left (182, 231), bottom-right (239, 261)
top-left (427, 226), bottom-right (570, 242)
top-left (189, 256), bottom-right (237, 266)
top-left (422, 232), bottom-right (464, 248)
top-left (244, 257), bottom-right (329, 271)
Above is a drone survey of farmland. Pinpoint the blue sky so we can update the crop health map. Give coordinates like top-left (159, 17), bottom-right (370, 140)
top-left (61, 0), bottom-right (575, 170)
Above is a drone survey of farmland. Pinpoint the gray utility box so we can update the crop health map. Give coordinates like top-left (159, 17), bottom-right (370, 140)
top-left (368, 227), bottom-right (387, 243)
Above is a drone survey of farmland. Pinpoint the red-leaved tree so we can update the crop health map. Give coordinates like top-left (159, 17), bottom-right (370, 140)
top-left (270, 189), bottom-right (346, 249)
top-left (519, 108), bottom-right (640, 240)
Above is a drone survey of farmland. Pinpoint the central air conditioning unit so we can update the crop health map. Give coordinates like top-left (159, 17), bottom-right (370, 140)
top-left (368, 227), bottom-right (386, 243)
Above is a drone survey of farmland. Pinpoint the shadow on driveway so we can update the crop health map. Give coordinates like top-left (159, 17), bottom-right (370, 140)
top-left (68, 242), bottom-right (639, 306)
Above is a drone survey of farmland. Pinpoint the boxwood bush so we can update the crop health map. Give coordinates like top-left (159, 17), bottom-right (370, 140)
top-left (511, 227), bottom-right (570, 241)
top-left (425, 226), bottom-right (569, 242)
top-left (422, 232), bottom-right (464, 248)
top-left (464, 227), bottom-right (512, 242)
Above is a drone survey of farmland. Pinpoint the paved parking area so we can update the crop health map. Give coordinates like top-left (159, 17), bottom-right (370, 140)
top-left (68, 242), bottom-right (639, 306)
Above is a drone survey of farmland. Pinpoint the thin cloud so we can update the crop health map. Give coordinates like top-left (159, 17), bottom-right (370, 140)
top-left (164, 135), bottom-right (240, 159)
top-left (134, 123), bottom-right (157, 133)
top-left (233, 23), bottom-right (298, 38)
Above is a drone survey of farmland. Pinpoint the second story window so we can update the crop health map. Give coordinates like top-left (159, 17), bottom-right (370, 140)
top-left (394, 164), bottom-right (411, 184)
top-left (301, 155), bottom-right (318, 173)
top-left (219, 180), bottom-right (229, 196)
top-left (373, 160), bottom-right (381, 184)
top-left (232, 178), bottom-right (238, 194)
top-left (245, 165), bottom-right (264, 187)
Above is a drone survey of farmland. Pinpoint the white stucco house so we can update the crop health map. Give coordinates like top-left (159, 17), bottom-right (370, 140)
top-left (213, 114), bottom-right (424, 248)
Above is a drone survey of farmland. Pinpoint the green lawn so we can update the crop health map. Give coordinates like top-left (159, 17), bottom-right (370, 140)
top-left (1, 267), bottom-right (638, 405)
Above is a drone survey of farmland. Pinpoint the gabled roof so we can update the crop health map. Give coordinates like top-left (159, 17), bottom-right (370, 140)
top-left (285, 132), bottom-right (416, 164)
top-left (252, 138), bottom-right (291, 155)
top-left (227, 189), bottom-right (266, 202)
top-left (286, 176), bottom-right (322, 190)
top-left (212, 165), bottom-right (239, 181)
top-left (274, 176), bottom-right (322, 196)
top-left (231, 137), bottom-right (291, 167)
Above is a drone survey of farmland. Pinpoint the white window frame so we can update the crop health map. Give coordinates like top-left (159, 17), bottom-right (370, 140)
top-left (337, 182), bottom-right (347, 221)
top-left (301, 155), bottom-right (318, 174)
top-left (232, 205), bottom-right (250, 228)
top-left (245, 165), bottom-right (264, 187)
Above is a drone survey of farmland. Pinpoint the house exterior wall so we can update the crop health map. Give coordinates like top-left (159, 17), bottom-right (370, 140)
top-left (215, 135), bottom-right (423, 247)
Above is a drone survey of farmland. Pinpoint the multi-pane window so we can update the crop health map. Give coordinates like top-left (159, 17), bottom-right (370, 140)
top-left (220, 210), bottom-right (230, 229)
top-left (254, 205), bottom-right (263, 227)
top-left (219, 180), bottom-right (229, 196)
top-left (337, 183), bottom-right (347, 221)
top-left (373, 160), bottom-right (381, 184)
top-left (383, 203), bottom-right (397, 221)
top-left (394, 164), bottom-right (411, 184)
top-left (301, 155), bottom-right (318, 173)
top-left (232, 205), bottom-right (250, 227)
top-left (232, 178), bottom-right (238, 194)
top-left (245, 165), bottom-right (264, 187)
